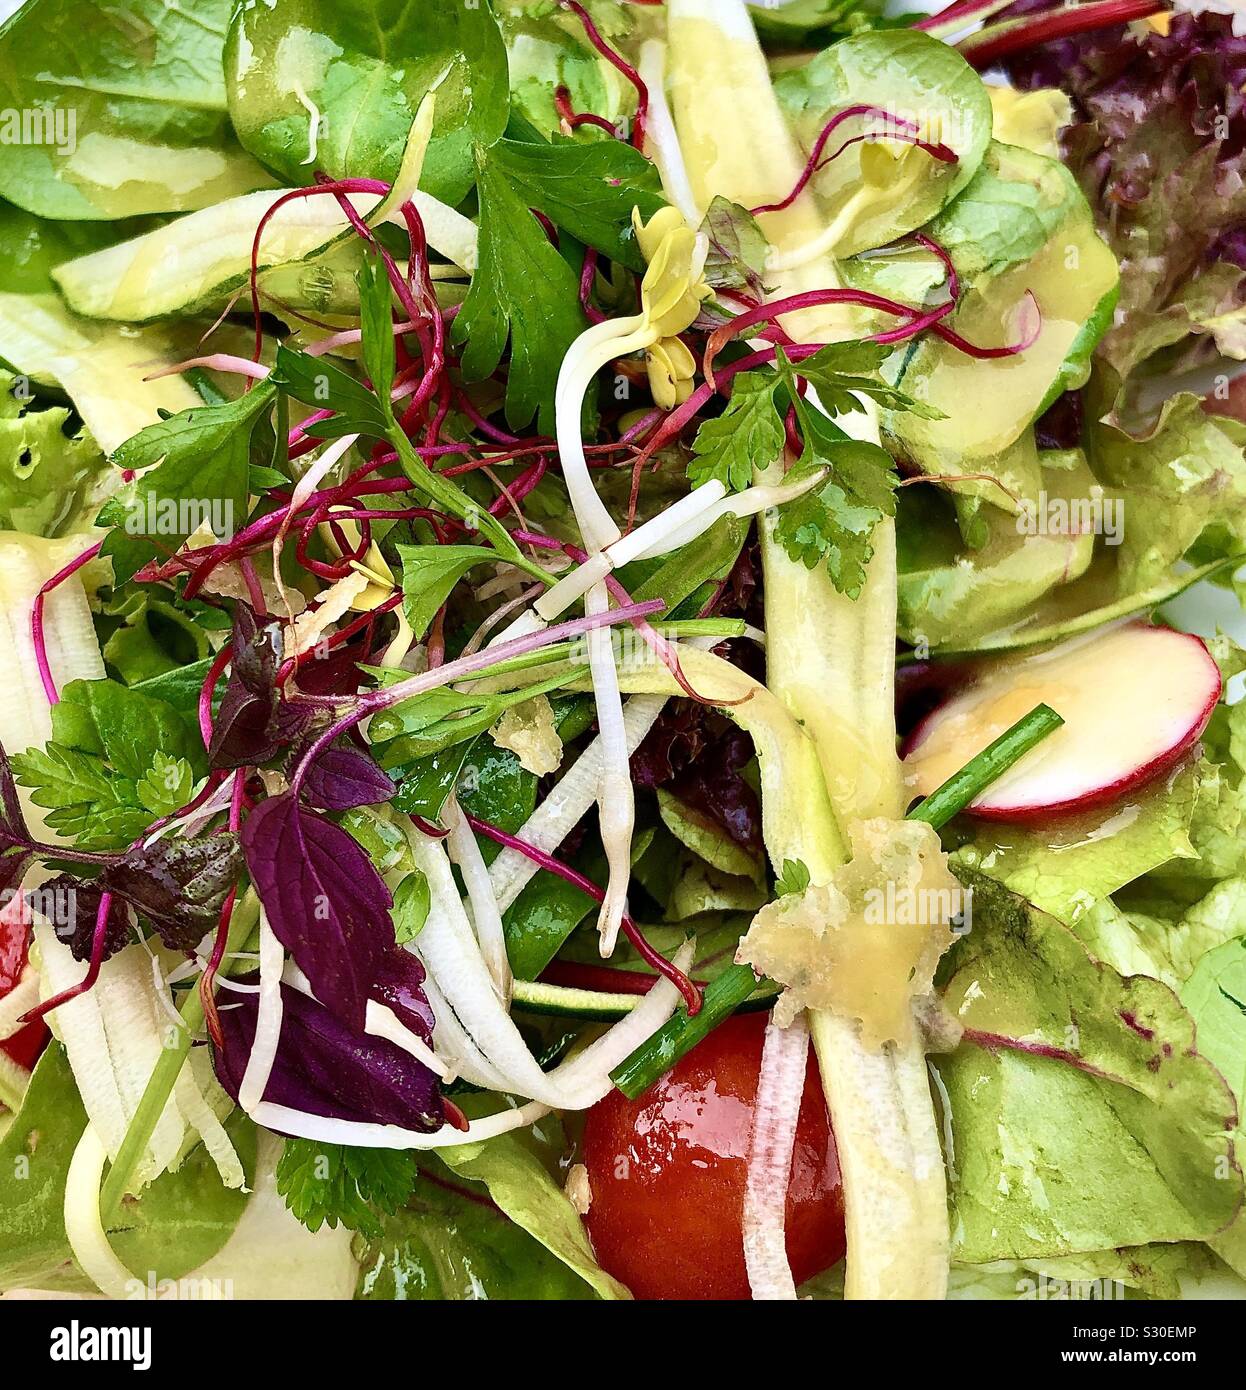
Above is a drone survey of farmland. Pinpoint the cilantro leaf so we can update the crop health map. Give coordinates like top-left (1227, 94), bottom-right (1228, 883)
top-left (487, 134), bottom-right (666, 271)
top-left (688, 372), bottom-right (785, 492)
top-left (275, 1139), bottom-right (420, 1241)
top-left (454, 143), bottom-right (587, 433)
top-left (97, 383), bottom-right (277, 584)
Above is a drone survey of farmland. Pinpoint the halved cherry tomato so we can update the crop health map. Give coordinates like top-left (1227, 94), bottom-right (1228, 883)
top-left (582, 1011), bottom-right (845, 1300)
top-left (0, 892), bottom-right (46, 1073)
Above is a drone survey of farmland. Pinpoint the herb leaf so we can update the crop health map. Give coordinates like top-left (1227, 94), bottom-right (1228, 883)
top-left (240, 793), bottom-right (395, 1029)
top-left (12, 678), bottom-right (203, 850)
top-left (99, 834), bottom-right (244, 951)
top-left (688, 372), bottom-right (784, 492)
top-left (397, 543), bottom-right (501, 640)
top-left (795, 341), bottom-right (944, 420)
top-left (486, 134), bottom-right (666, 270)
top-left (273, 347), bottom-right (390, 440)
top-left (275, 1139), bottom-right (420, 1240)
top-left (454, 143), bottom-right (587, 433)
top-left (97, 384), bottom-right (276, 584)
top-left (775, 858), bottom-right (811, 898)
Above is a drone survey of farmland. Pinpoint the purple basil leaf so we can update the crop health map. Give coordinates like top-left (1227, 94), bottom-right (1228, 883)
top-left (296, 642), bottom-right (365, 696)
top-left (371, 949), bottom-right (435, 1044)
top-left (209, 605), bottom-right (283, 769)
top-left (100, 833), bottom-right (243, 951)
top-left (302, 743), bottom-right (396, 812)
top-left (44, 875), bottom-right (134, 963)
top-left (212, 979), bottom-right (444, 1132)
top-left (0, 741), bottom-right (34, 894)
top-left (241, 793), bottom-right (394, 1029)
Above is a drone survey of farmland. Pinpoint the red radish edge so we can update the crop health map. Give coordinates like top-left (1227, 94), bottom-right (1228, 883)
top-left (902, 626), bottom-right (1222, 822)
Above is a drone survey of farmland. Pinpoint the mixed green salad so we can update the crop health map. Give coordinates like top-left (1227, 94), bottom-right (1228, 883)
top-left (1, 0), bottom-right (1246, 1302)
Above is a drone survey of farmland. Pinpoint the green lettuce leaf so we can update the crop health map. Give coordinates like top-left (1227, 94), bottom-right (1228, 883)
top-left (947, 762), bottom-right (1199, 928)
top-left (936, 871), bottom-right (1241, 1265)
top-left (436, 1127), bottom-right (629, 1300)
top-left (225, 0), bottom-right (509, 205)
top-left (0, 370), bottom-right (106, 538)
top-left (0, 0), bottom-right (272, 220)
top-left (0, 1045), bottom-right (254, 1294)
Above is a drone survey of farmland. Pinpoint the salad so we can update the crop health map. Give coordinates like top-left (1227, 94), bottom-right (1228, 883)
top-left (0, 0), bottom-right (1245, 1303)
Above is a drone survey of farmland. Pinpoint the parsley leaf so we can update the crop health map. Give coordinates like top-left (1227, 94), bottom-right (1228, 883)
top-left (135, 752), bottom-right (196, 818)
top-left (794, 341), bottom-right (945, 420)
top-left (454, 143), bottom-right (587, 433)
top-left (487, 134), bottom-right (666, 271)
top-left (97, 383), bottom-right (277, 584)
top-left (275, 1139), bottom-right (420, 1240)
top-left (688, 371), bottom-right (785, 492)
top-left (773, 438), bottom-right (899, 600)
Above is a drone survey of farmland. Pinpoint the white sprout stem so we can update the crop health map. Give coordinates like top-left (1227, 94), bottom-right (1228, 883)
top-left (526, 470), bottom-right (820, 625)
top-left (64, 1125), bottom-right (142, 1300)
top-left (486, 636), bottom-right (722, 911)
top-left (273, 432), bottom-right (360, 620)
top-left (621, 472), bottom-right (824, 565)
top-left (445, 796), bottom-right (513, 1005)
top-left (534, 550), bottom-right (614, 623)
top-left (555, 316), bottom-right (652, 553)
top-left (638, 39), bottom-right (702, 224)
top-left (408, 830), bottom-right (685, 1110)
top-left (743, 1012), bottom-right (810, 1301)
top-left (237, 910), bottom-right (285, 1115)
top-left (420, 973), bottom-right (524, 1093)
top-left (252, 1098), bottom-right (552, 1151)
top-left (586, 582), bottom-right (633, 958)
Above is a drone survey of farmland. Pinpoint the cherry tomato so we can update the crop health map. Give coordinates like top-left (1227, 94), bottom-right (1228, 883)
top-left (582, 1011), bottom-right (845, 1300)
top-left (0, 892), bottom-right (46, 1073)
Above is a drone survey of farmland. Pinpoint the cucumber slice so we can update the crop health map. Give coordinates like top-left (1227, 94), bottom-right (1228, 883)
top-left (511, 980), bottom-right (638, 1021)
top-left (885, 144), bottom-right (1119, 486)
top-left (510, 976), bottom-right (780, 1020)
top-left (53, 189), bottom-right (477, 324)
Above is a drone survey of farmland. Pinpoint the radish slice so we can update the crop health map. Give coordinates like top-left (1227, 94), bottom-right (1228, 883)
top-left (903, 623), bottom-right (1221, 820)
top-left (744, 1013), bottom-right (809, 1301)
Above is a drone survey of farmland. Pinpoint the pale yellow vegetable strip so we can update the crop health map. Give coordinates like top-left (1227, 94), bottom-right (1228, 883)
top-left (666, 0), bottom-right (948, 1300)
